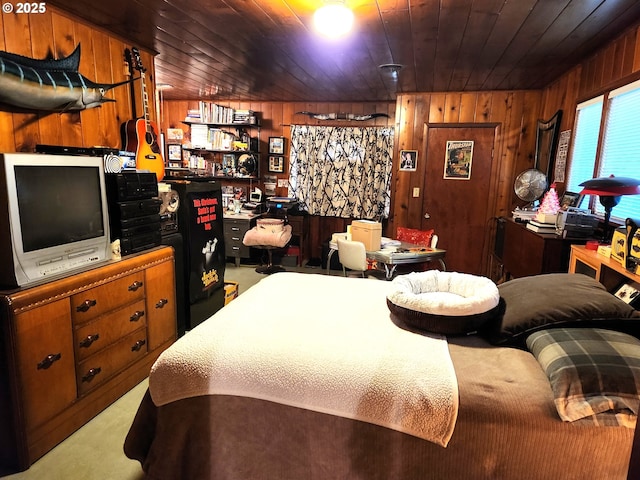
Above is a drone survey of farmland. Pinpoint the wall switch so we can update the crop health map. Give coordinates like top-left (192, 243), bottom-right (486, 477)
top-left (412, 187), bottom-right (420, 197)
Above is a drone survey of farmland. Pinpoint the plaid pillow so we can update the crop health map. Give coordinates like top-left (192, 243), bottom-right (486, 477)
top-left (526, 328), bottom-right (640, 427)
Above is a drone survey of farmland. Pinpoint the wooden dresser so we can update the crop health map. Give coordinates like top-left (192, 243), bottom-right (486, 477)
top-left (499, 217), bottom-right (584, 279)
top-left (0, 246), bottom-right (177, 475)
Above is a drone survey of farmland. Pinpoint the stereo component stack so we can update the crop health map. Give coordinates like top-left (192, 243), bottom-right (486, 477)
top-left (105, 172), bottom-right (162, 255)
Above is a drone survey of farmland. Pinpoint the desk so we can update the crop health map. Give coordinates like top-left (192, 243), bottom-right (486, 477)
top-left (499, 217), bottom-right (584, 279)
top-left (223, 212), bottom-right (262, 267)
top-left (328, 235), bottom-right (447, 280)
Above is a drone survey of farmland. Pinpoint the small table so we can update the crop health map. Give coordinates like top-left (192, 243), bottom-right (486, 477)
top-left (328, 236), bottom-right (447, 280)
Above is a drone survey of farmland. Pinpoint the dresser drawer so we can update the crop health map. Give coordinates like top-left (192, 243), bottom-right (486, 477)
top-left (74, 299), bottom-right (147, 362)
top-left (71, 272), bottom-right (146, 324)
top-left (76, 328), bottom-right (148, 395)
top-left (225, 233), bottom-right (249, 256)
top-left (15, 299), bottom-right (77, 432)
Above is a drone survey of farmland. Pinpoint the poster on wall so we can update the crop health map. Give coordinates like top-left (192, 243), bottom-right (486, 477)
top-left (553, 130), bottom-right (571, 183)
top-left (444, 140), bottom-right (474, 180)
top-left (399, 150), bottom-right (417, 171)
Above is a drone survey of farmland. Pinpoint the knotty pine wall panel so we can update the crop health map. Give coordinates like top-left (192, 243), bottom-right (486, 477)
top-left (161, 100), bottom-right (395, 260)
top-left (163, 95), bottom-right (539, 263)
top-left (540, 23), bottom-right (640, 193)
top-left (393, 90), bottom-right (542, 238)
top-left (0, 6), bottom-right (156, 152)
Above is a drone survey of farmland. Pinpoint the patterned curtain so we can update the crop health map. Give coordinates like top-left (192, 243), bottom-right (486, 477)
top-left (288, 125), bottom-right (394, 219)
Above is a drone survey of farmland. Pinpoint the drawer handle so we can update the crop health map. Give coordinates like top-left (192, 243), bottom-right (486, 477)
top-left (37, 353), bottom-right (61, 370)
top-left (231, 236), bottom-right (241, 241)
top-left (81, 367), bottom-right (102, 383)
top-left (155, 298), bottom-right (169, 309)
top-left (131, 339), bottom-right (146, 352)
top-left (231, 227), bottom-right (240, 231)
top-left (79, 334), bottom-right (100, 349)
top-left (232, 246), bottom-right (240, 251)
top-left (128, 280), bottom-right (144, 292)
top-left (76, 299), bottom-right (97, 313)
top-left (130, 310), bottom-right (145, 322)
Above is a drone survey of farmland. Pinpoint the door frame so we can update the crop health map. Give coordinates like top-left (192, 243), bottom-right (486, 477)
top-left (421, 122), bottom-right (503, 275)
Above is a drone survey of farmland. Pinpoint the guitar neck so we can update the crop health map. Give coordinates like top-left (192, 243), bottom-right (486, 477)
top-left (140, 71), bottom-right (152, 132)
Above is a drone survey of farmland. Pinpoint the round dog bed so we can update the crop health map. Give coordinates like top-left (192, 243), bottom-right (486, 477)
top-left (386, 271), bottom-right (501, 335)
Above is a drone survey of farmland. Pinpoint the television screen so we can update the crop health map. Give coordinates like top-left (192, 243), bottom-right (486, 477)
top-left (15, 165), bottom-right (105, 252)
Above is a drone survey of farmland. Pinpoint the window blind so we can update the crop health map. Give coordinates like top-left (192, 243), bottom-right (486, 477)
top-left (566, 97), bottom-right (603, 195)
top-left (597, 80), bottom-right (640, 220)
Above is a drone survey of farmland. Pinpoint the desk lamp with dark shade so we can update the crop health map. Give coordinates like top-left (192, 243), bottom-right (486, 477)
top-left (579, 175), bottom-right (640, 241)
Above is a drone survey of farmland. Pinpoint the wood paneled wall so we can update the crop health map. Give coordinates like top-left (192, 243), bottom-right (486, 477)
top-left (540, 24), bottom-right (640, 192)
top-left (162, 100), bottom-right (395, 260)
top-left (392, 90), bottom-right (542, 234)
top-left (0, 6), bottom-right (157, 152)
top-left (3, 3), bottom-right (640, 267)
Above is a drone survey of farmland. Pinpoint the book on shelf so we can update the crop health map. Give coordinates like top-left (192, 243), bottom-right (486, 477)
top-left (528, 219), bottom-right (557, 228)
top-left (534, 212), bottom-right (558, 224)
top-left (526, 222), bottom-right (557, 233)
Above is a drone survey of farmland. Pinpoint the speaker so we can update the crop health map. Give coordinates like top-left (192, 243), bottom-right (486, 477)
top-left (159, 188), bottom-right (179, 233)
top-left (159, 189), bottom-right (180, 214)
top-left (494, 217), bottom-right (506, 260)
top-left (611, 227), bottom-right (627, 265)
top-left (103, 153), bottom-right (123, 173)
top-left (161, 232), bottom-right (189, 337)
top-left (626, 218), bottom-right (640, 273)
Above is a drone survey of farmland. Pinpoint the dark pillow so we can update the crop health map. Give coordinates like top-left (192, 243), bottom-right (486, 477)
top-left (482, 273), bottom-right (640, 346)
top-left (527, 327), bottom-right (640, 427)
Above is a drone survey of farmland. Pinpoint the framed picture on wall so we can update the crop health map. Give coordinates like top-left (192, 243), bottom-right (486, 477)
top-left (269, 137), bottom-right (285, 155)
top-left (399, 150), bottom-right (417, 171)
top-left (444, 140), bottom-right (474, 180)
top-left (268, 156), bottom-right (285, 173)
top-left (167, 144), bottom-right (182, 161)
top-left (559, 191), bottom-right (583, 210)
top-left (613, 282), bottom-right (640, 307)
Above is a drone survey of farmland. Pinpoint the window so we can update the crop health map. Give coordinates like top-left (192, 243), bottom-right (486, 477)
top-left (288, 125), bottom-right (394, 219)
top-left (566, 79), bottom-right (640, 221)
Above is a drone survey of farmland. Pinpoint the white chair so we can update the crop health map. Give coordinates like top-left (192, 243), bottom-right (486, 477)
top-left (431, 234), bottom-right (439, 248)
top-left (337, 238), bottom-right (367, 277)
top-left (337, 239), bottom-right (384, 279)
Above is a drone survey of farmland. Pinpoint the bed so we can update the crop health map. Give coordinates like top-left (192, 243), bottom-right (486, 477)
top-left (124, 272), bottom-right (640, 479)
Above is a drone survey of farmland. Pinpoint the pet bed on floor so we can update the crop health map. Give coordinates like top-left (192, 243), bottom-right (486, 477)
top-left (386, 270), bottom-right (501, 335)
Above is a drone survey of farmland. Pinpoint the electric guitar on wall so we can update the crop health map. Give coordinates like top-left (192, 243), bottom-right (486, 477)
top-left (122, 47), bottom-right (165, 181)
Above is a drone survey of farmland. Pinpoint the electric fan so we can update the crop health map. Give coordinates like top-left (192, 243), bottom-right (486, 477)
top-left (514, 168), bottom-right (548, 204)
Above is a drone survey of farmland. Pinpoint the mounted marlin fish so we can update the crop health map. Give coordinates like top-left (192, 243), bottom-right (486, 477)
top-left (0, 44), bottom-right (131, 112)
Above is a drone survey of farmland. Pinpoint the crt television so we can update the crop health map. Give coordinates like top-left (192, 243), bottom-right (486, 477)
top-left (0, 153), bottom-right (111, 288)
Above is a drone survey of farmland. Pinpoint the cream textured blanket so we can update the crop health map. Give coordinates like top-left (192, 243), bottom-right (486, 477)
top-left (149, 272), bottom-right (459, 447)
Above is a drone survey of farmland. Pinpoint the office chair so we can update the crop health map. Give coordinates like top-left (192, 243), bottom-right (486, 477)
top-left (337, 239), bottom-right (383, 279)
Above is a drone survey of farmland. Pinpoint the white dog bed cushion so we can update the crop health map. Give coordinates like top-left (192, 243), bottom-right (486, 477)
top-left (386, 271), bottom-right (502, 335)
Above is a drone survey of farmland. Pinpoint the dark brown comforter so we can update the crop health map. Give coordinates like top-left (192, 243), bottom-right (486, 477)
top-left (124, 335), bottom-right (633, 479)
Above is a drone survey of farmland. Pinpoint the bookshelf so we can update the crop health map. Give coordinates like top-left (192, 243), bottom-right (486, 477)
top-left (178, 103), bottom-right (261, 180)
top-left (569, 245), bottom-right (640, 294)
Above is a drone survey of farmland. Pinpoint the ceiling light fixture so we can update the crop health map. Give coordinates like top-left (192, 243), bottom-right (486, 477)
top-left (313, 1), bottom-right (354, 39)
top-left (379, 63), bottom-right (403, 79)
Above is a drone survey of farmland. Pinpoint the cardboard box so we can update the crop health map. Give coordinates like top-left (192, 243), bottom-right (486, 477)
top-left (351, 220), bottom-right (382, 251)
top-left (224, 281), bottom-right (239, 305)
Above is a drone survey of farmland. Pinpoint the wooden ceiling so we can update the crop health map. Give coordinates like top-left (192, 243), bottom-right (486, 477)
top-left (48, 0), bottom-right (640, 102)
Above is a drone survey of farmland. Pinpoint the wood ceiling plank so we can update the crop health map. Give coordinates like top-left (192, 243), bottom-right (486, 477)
top-left (448, 0), bottom-right (505, 90)
top-left (464, 0), bottom-right (539, 90)
top-left (46, 0), bottom-right (640, 102)
top-left (432, 0), bottom-right (474, 91)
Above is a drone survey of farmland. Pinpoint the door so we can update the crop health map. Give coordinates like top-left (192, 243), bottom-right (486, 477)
top-left (423, 125), bottom-right (497, 275)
